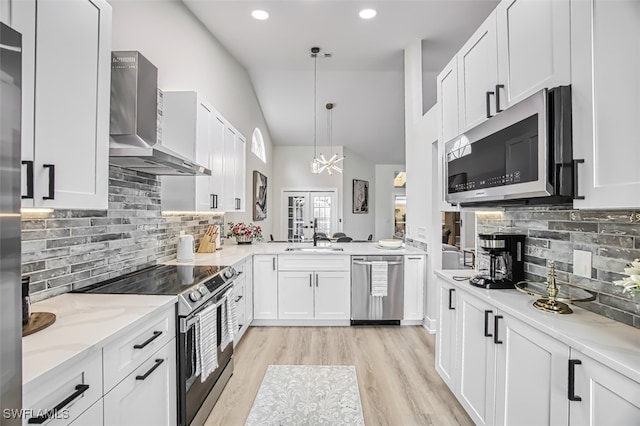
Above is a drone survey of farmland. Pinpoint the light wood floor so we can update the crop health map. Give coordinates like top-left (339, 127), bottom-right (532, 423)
top-left (205, 326), bottom-right (472, 426)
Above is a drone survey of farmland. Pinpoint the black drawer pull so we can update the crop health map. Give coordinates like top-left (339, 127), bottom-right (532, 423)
top-left (27, 384), bottom-right (90, 424)
top-left (135, 358), bottom-right (164, 381)
top-left (486, 91), bottom-right (495, 118)
top-left (234, 295), bottom-right (243, 303)
top-left (22, 160), bottom-right (34, 199)
top-left (568, 359), bottom-right (582, 401)
top-left (495, 84), bottom-right (505, 113)
top-left (484, 310), bottom-right (493, 337)
top-left (573, 159), bottom-right (585, 200)
top-left (42, 164), bottom-right (55, 200)
top-left (448, 288), bottom-right (455, 310)
top-left (494, 315), bottom-right (503, 344)
top-left (133, 330), bottom-right (162, 349)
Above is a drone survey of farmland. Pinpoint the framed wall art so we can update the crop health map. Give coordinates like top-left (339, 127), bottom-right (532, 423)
top-left (352, 179), bottom-right (369, 214)
top-left (253, 170), bottom-right (267, 221)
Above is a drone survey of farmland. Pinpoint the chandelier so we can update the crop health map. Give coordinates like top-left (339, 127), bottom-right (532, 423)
top-left (316, 102), bottom-right (345, 175)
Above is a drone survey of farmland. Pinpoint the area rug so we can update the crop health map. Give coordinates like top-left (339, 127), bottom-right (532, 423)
top-left (245, 365), bottom-right (365, 426)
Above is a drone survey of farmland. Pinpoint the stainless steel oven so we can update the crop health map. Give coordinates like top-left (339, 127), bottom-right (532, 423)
top-left (178, 283), bottom-right (234, 426)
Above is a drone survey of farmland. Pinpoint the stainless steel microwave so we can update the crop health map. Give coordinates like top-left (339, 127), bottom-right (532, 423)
top-left (445, 86), bottom-right (575, 207)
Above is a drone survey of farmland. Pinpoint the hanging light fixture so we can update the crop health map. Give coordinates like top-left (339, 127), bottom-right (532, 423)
top-left (317, 102), bottom-right (345, 175)
top-left (310, 47), bottom-right (322, 174)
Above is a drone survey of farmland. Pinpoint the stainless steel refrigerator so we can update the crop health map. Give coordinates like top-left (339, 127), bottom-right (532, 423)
top-left (0, 21), bottom-right (22, 423)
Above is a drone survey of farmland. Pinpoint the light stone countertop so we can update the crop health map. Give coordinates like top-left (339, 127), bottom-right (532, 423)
top-left (164, 241), bottom-right (427, 267)
top-left (22, 293), bottom-right (177, 387)
top-left (435, 269), bottom-right (640, 384)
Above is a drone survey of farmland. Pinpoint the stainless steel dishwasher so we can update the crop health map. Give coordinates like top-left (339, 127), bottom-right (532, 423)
top-left (351, 255), bottom-right (404, 325)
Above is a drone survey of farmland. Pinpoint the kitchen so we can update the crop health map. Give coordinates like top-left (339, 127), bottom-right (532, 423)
top-left (1, 0), bottom-right (639, 425)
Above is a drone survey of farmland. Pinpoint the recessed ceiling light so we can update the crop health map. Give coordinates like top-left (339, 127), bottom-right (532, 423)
top-left (251, 9), bottom-right (269, 20)
top-left (359, 8), bottom-right (376, 19)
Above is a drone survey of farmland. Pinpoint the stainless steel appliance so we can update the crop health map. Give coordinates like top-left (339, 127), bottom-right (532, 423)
top-left (78, 264), bottom-right (238, 426)
top-left (109, 51), bottom-right (211, 176)
top-left (351, 256), bottom-right (404, 325)
top-left (0, 22), bottom-right (23, 423)
top-left (445, 86), bottom-right (575, 206)
top-left (471, 234), bottom-right (525, 289)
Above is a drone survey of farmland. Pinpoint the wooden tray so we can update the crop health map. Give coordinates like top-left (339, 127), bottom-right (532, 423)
top-left (22, 312), bottom-right (56, 337)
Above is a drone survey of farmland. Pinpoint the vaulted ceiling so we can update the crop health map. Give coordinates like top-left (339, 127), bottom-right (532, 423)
top-left (183, 0), bottom-right (499, 164)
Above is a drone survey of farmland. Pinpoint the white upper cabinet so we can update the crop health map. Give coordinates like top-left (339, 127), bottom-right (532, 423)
top-left (221, 124), bottom-right (246, 212)
top-left (0, 0), bottom-right (10, 25)
top-left (161, 92), bottom-right (214, 212)
top-left (496, 0), bottom-right (571, 109)
top-left (571, 0), bottom-right (640, 209)
top-left (234, 134), bottom-right (246, 212)
top-left (457, 12), bottom-right (499, 132)
top-left (437, 56), bottom-right (460, 144)
top-left (13, 0), bottom-right (111, 209)
top-left (210, 113), bottom-right (226, 212)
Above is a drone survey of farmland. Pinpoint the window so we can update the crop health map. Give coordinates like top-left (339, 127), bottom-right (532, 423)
top-left (251, 128), bottom-right (266, 163)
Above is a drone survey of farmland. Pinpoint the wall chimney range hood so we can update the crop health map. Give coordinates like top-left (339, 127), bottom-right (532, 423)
top-left (109, 51), bottom-right (211, 176)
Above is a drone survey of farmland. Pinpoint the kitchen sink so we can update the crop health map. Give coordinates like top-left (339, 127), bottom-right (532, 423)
top-left (284, 247), bottom-right (344, 252)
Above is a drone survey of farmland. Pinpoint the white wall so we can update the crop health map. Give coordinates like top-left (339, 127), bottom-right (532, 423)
top-left (404, 40), bottom-right (439, 332)
top-left (109, 0), bottom-right (273, 238)
top-left (271, 145), bottom-right (344, 239)
top-left (342, 148), bottom-right (375, 241)
top-left (374, 164), bottom-right (405, 240)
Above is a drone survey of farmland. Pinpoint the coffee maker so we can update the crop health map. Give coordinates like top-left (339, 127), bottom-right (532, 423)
top-left (470, 233), bottom-right (525, 289)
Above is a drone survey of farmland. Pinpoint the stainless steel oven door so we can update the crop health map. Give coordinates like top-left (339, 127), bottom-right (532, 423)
top-left (178, 285), bottom-right (233, 426)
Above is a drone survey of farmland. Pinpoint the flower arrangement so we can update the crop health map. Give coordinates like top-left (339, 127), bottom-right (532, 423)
top-left (613, 259), bottom-right (640, 297)
top-left (227, 222), bottom-right (263, 242)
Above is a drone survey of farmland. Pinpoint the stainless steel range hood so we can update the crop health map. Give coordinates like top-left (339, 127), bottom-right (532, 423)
top-left (109, 51), bottom-right (211, 176)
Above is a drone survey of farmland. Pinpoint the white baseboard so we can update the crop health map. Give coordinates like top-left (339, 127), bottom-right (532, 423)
top-left (251, 319), bottom-right (350, 327)
top-left (401, 320), bottom-right (423, 326)
top-left (422, 315), bottom-right (437, 334)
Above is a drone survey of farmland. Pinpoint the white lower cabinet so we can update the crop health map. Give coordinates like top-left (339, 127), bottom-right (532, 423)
top-left (253, 255), bottom-right (278, 319)
top-left (69, 399), bottom-right (103, 426)
top-left (314, 271), bottom-right (350, 320)
top-left (278, 271), bottom-right (314, 319)
top-left (278, 270), bottom-right (350, 321)
top-left (104, 339), bottom-right (177, 426)
top-left (437, 276), bottom-right (640, 426)
top-left (569, 350), bottom-right (640, 425)
top-left (403, 256), bottom-right (425, 321)
top-left (435, 277), bottom-right (458, 390)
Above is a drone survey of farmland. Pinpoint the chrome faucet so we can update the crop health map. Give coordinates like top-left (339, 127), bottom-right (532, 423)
top-left (312, 218), bottom-right (318, 247)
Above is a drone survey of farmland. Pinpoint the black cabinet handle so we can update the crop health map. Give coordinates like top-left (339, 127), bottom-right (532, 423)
top-left (28, 384), bottom-right (90, 424)
top-left (210, 194), bottom-right (218, 209)
top-left (272, 257), bottom-right (276, 271)
top-left (22, 160), bottom-right (34, 199)
top-left (135, 358), bottom-right (164, 381)
top-left (572, 159), bottom-right (585, 200)
top-left (133, 330), bottom-right (162, 349)
top-left (42, 164), bottom-right (55, 200)
top-left (484, 310), bottom-right (493, 337)
top-left (316, 273), bottom-right (319, 287)
top-left (495, 84), bottom-right (504, 113)
top-left (309, 274), bottom-right (312, 287)
top-left (568, 359), bottom-right (582, 401)
top-left (448, 288), bottom-right (455, 310)
top-left (234, 295), bottom-right (243, 303)
top-left (486, 91), bottom-right (495, 118)
top-left (235, 198), bottom-right (241, 210)
top-left (493, 315), bottom-right (503, 344)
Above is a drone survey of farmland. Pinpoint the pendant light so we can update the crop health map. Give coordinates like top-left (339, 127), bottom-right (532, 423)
top-left (317, 103), bottom-right (345, 175)
top-left (310, 47), bottom-right (321, 174)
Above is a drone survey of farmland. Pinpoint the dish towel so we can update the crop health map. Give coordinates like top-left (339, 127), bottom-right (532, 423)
top-left (195, 303), bottom-right (218, 382)
top-left (221, 288), bottom-right (238, 351)
top-left (371, 261), bottom-right (389, 297)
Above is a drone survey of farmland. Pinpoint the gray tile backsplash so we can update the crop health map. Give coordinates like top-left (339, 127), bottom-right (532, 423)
top-left (477, 207), bottom-right (640, 328)
top-left (22, 166), bottom-right (223, 302)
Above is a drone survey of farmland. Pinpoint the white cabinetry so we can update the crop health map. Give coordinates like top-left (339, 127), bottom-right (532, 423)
top-left (253, 255), bottom-right (278, 320)
top-left (457, 12), bottom-right (499, 132)
top-left (232, 256), bottom-right (253, 343)
top-left (435, 277), bottom-right (457, 390)
top-left (12, 0), bottom-right (111, 209)
top-left (0, 0), bottom-right (11, 24)
top-left (569, 350), bottom-right (640, 425)
top-left (403, 256), bottom-right (425, 321)
top-left (69, 399), bottom-right (103, 426)
top-left (222, 125), bottom-right (246, 212)
top-left (161, 92), bottom-right (214, 212)
top-left (571, 0), bottom-right (640, 209)
top-left (277, 255), bottom-right (350, 322)
top-left (104, 339), bottom-right (177, 426)
top-left (437, 277), bottom-right (570, 426)
top-left (436, 57), bottom-right (460, 212)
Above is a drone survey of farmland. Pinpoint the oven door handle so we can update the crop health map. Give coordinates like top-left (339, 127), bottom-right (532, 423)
top-left (180, 293), bottom-right (229, 333)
